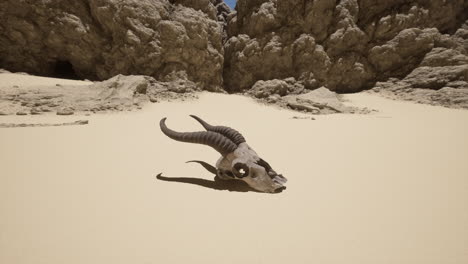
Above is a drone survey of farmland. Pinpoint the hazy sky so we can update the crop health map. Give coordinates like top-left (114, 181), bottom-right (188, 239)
top-left (224, 0), bottom-right (236, 9)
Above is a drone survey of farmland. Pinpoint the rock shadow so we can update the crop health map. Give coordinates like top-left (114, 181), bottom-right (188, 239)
top-left (53, 60), bottom-right (81, 80)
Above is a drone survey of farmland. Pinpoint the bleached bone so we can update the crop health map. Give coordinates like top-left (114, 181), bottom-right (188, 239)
top-left (159, 115), bottom-right (287, 193)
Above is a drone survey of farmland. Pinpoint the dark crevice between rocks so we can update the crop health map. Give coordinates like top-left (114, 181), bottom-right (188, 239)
top-left (449, 5), bottom-right (468, 35)
top-left (357, 2), bottom-right (413, 30)
top-left (372, 52), bottom-right (430, 86)
top-left (52, 60), bottom-right (81, 80)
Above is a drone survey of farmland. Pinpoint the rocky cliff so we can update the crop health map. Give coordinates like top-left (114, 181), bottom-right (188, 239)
top-left (225, 0), bottom-right (468, 94)
top-left (0, 0), bottom-right (225, 91)
top-left (1, 0), bottom-right (468, 106)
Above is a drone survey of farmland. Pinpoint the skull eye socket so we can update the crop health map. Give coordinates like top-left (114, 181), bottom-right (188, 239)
top-left (233, 162), bottom-right (249, 178)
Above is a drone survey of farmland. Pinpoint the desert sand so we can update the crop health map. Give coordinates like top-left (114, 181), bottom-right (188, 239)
top-left (1, 75), bottom-right (468, 264)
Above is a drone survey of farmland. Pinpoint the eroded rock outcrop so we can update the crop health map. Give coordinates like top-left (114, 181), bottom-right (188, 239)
top-left (281, 87), bottom-right (372, 114)
top-left (370, 53), bottom-right (468, 109)
top-left (224, 0), bottom-right (468, 98)
top-left (247, 83), bottom-right (373, 114)
top-left (246, 78), bottom-right (304, 98)
top-left (0, 74), bottom-right (198, 115)
top-left (0, 0), bottom-right (225, 91)
top-left (369, 21), bottom-right (468, 109)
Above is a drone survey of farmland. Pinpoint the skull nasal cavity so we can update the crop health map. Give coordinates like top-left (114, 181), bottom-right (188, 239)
top-left (53, 60), bottom-right (79, 80)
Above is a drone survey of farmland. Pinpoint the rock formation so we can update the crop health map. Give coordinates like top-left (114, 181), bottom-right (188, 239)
top-left (224, 0), bottom-right (468, 97)
top-left (1, 0), bottom-right (468, 109)
top-left (247, 82), bottom-right (373, 114)
top-left (0, 0), bottom-right (225, 91)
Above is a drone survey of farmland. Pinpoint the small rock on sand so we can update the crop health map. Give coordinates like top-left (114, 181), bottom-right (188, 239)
top-left (16, 111), bottom-right (28, 115)
top-left (56, 108), bottom-right (74, 115)
top-left (75, 120), bottom-right (89, 125)
top-left (30, 108), bottom-right (42, 115)
top-left (292, 116), bottom-right (316, 120)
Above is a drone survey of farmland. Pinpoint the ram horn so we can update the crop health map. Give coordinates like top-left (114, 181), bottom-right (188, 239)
top-left (160, 118), bottom-right (237, 156)
top-left (189, 115), bottom-right (246, 145)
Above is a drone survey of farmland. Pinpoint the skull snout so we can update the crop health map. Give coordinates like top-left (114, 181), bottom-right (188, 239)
top-left (274, 186), bottom-right (287, 193)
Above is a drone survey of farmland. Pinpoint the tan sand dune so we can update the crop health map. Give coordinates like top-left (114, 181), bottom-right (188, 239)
top-left (1, 77), bottom-right (468, 263)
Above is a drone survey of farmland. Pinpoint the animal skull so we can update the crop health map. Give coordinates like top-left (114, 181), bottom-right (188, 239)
top-left (160, 115), bottom-right (287, 193)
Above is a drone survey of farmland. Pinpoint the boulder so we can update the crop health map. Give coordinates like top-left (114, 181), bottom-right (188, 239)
top-left (247, 78), bottom-right (304, 98)
top-left (282, 87), bottom-right (358, 114)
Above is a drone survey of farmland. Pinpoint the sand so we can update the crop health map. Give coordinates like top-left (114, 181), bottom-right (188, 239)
top-left (1, 75), bottom-right (468, 264)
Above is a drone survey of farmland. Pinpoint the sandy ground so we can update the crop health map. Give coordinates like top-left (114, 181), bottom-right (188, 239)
top-left (1, 76), bottom-right (468, 264)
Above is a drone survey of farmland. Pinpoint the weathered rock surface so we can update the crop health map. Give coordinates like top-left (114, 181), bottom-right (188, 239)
top-left (211, 0), bottom-right (232, 40)
top-left (281, 87), bottom-right (362, 114)
top-left (0, 0), bottom-right (225, 91)
top-left (224, 0), bottom-right (468, 103)
top-left (248, 86), bottom-right (373, 115)
top-left (246, 78), bottom-right (304, 98)
top-left (369, 31), bottom-right (468, 109)
top-left (0, 74), bottom-right (197, 116)
top-left (371, 68), bottom-right (468, 109)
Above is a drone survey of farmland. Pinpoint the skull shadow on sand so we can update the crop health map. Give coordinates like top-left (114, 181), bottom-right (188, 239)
top-left (156, 160), bottom-right (286, 193)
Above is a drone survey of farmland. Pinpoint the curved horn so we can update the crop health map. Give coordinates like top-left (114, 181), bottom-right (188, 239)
top-left (189, 115), bottom-right (246, 145)
top-left (160, 118), bottom-right (237, 156)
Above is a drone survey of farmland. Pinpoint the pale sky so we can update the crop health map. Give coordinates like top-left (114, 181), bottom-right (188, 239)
top-left (224, 0), bottom-right (236, 9)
